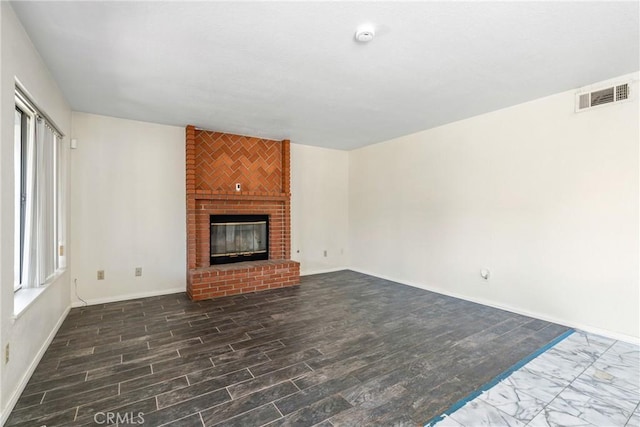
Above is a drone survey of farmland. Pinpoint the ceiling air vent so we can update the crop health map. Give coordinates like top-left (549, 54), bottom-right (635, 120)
top-left (576, 82), bottom-right (631, 112)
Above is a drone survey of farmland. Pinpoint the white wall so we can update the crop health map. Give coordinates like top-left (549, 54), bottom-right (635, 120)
top-left (349, 73), bottom-right (639, 341)
top-left (0, 3), bottom-right (72, 422)
top-left (70, 113), bottom-right (186, 305)
top-left (291, 143), bottom-right (349, 275)
top-left (69, 120), bottom-right (348, 303)
top-left (1, 3), bottom-right (4, 414)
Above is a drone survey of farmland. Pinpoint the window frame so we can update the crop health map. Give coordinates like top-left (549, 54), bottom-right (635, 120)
top-left (14, 88), bottom-right (65, 293)
top-left (14, 96), bottom-right (36, 292)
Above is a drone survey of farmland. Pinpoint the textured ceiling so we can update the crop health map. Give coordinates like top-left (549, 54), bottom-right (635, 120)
top-left (11, 1), bottom-right (639, 150)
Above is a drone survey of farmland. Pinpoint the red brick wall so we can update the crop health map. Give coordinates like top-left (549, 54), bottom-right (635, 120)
top-left (194, 197), bottom-right (287, 268)
top-left (194, 131), bottom-right (283, 194)
top-left (185, 126), bottom-right (298, 300)
top-left (187, 260), bottom-right (300, 300)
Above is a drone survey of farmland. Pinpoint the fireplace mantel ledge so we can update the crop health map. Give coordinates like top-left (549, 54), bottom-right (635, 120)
top-left (190, 191), bottom-right (289, 201)
top-left (189, 259), bottom-right (299, 273)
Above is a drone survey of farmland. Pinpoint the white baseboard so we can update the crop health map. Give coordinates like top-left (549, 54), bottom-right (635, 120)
top-left (300, 266), bottom-right (348, 276)
top-left (348, 268), bottom-right (640, 345)
top-left (1, 305), bottom-right (71, 426)
top-left (71, 287), bottom-right (186, 307)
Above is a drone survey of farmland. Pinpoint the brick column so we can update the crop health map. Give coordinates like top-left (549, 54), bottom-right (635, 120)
top-left (186, 125), bottom-right (197, 270)
top-left (281, 140), bottom-right (291, 260)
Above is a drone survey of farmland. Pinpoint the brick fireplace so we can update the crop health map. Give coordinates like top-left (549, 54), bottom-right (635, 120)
top-left (186, 126), bottom-right (300, 300)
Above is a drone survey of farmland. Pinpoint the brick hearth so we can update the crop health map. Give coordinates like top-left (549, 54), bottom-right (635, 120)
top-left (185, 126), bottom-right (299, 300)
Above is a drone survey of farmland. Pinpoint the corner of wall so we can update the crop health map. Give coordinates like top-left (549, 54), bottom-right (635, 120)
top-left (290, 143), bottom-right (350, 274)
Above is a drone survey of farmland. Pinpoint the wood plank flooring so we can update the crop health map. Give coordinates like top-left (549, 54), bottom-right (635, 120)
top-left (6, 270), bottom-right (569, 426)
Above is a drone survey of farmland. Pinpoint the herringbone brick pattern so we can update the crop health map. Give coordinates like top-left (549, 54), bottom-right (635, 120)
top-left (194, 131), bottom-right (283, 194)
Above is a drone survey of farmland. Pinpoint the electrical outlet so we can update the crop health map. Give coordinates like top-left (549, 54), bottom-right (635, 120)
top-left (97, 270), bottom-right (105, 280)
top-left (5, 343), bottom-right (9, 364)
top-left (323, 250), bottom-right (327, 257)
top-left (135, 267), bottom-right (142, 277)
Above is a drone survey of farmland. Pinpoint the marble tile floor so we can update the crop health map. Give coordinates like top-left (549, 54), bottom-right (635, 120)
top-left (428, 330), bottom-right (640, 427)
top-left (5, 270), bottom-right (571, 427)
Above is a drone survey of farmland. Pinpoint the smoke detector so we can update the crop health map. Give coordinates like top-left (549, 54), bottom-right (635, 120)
top-left (355, 24), bottom-right (375, 42)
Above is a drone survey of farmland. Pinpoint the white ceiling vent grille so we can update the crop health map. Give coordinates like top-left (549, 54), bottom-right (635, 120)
top-left (616, 84), bottom-right (629, 101)
top-left (576, 82), bottom-right (632, 112)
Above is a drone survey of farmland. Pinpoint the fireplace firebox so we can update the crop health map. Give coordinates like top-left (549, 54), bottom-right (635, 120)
top-left (210, 215), bottom-right (269, 265)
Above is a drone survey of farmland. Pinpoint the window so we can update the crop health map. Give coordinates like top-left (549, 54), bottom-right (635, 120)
top-left (14, 89), bottom-right (65, 292)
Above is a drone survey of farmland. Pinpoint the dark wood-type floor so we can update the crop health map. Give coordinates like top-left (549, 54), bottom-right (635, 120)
top-left (7, 271), bottom-right (569, 427)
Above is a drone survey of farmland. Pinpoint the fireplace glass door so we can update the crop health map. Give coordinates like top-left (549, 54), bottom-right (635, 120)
top-left (210, 215), bottom-right (268, 265)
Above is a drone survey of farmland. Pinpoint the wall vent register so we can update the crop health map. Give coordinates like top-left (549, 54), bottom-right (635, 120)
top-left (576, 82), bottom-right (631, 112)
